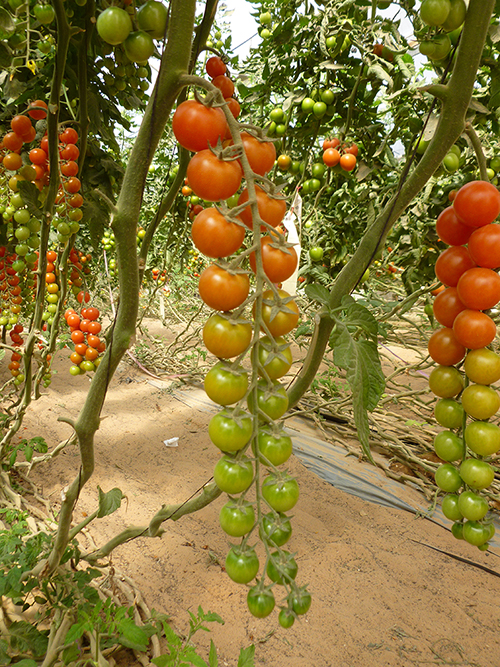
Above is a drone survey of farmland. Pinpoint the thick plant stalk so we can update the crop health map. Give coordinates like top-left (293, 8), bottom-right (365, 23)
top-left (39, 0), bottom-right (200, 577)
top-left (287, 0), bottom-right (495, 408)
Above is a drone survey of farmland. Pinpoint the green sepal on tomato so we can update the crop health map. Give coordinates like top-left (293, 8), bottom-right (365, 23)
top-left (257, 336), bottom-right (293, 380)
top-left (248, 379), bottom-right (289, 420)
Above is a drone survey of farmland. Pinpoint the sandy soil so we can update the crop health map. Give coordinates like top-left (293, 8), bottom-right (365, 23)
top-left (6, 326), bottom-right (500, 667)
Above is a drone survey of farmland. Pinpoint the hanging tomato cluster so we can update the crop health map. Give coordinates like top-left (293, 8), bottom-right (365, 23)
top-left (322, 137), bottom-right (359, 172)
top-left (64, 303), bottom-right (105, 376)
top-left (428, 180), bottom-right (500, 550)
top-left (172, 63), bottom-right (310, 624)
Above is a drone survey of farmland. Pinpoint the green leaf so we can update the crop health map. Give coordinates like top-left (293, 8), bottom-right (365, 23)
top-left (118, 618), bottom-right (149, 651)
top-left (196, 607), bottom-right (224, 626)
top-left (182, 647), bottom-right (209, 667)
top-left (97, 486), bottom-right (124, 518)
top-left (340, 297), bottom-right (378, 340)
top-left (16, 181), bottom-right (42, 217)
top-left (330, 324), bottom-right (385, 462)
top-left (208, 639), bottom-right (218, 667)
top-left (237, 645), bottom-right (256, 667)
top-left (0, 8), bottom-right (15, 34)
top-left (0, 41), bottom-right (12, 68)
top-left (152, 656), bottom-right (172, 667)
top-left (8, 621), bottom-right (48, 658)
top-left (0, 639), bottom-right (11, 665)
top-left (64, 621), bottom-right (88, 646)
top-left (10, 660), bottom-right (37, 667)
top-left (304, 283), bottom-right (330, 306)
top-left (162, 621), bottom-right (183, 648)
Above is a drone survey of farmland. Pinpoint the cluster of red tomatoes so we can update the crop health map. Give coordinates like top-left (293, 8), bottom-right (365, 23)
top-left (172, 69), bottom-right (310, 623)
top-left (428, 180), bottom-right (500, 549)
top-left (65, 302), bottom-right (106, 376)
top-left (321, 137), bottom-right (358, 172)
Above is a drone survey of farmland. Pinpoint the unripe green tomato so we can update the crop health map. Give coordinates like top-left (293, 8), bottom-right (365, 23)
top-left (435, 463), bottom-right (462, 492)
top-left (441, 494), bottom-right (463, 521)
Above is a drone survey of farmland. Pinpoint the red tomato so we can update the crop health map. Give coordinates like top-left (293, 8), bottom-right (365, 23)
top-left (435, 246), bottom-right (475, 287)
top-left (240, 132), bottom-right (276, 176)
top-left (249, 235), bottom-right (298, 283)
top-left (453, 309), bottom-right (497, 349)
top-left (432, 287), bottom-right (466, 328)
top-left (60, 143), bottom-right (80, 161)
top-left (436, 207), bottom-right (473, 246)
top-left (61, 161), bottom-right (79, 177)
top-left (198, 264), bottom-right (250, 311)
top-left (187, 150), bottom-right (242, 201)
top-left (340, 153), bottom-right (356, 171)
top-left (172, 100), bottom-right (228, 153)
top-left (211, 74), bottom-right (235, 98)
top-left (453, 180), bottom-right (500, 227)
top-left (191, 207), bottom-right (245, 258)
top-left (27, 100), bottom-right (48, 120)
top-left (206, 56), bottom-right (226, 78)
top-left (427, 327), bottom-right (466, 366)
top-left (343, 143), bottom-right (358, 156)
top-left (322, 148), bottom-right (340, 167)
top-left (59, 127), bottom-right (79, 144)
top-left (468, 223), bottom-right (500, 268)
top-left (456, 267), bottom-right (500, 310)
top-left (11, 115), bottom-right (32, 136)
top-left (3, 132), bottom-right (23, 152)
top-left (322, 137), bottom-right (340, 150)
top-left (225, 97), bottom-right (241, 119)
top-left (238, 185), bottom-right (286, 229)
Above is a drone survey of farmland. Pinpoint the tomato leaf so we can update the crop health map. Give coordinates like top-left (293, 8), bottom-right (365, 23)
top-left (237, 644), bottom-right (256, 667)
top-left (17, 181), bottom-right (42, 218)
top-left (97, 486), bottom-right (124, 518)
top-left (208, 640), bottom-right (218, 666)
top-left (118, 618), bottom-right (149, 651)
top-left (0, 8), bottom-right (15, 34)
top-left (304, 283), bottom-right (330, 306)
top-left (330, 302), bottom-right (385, 462)
top-left (182, 647), bottom-right (210, 667)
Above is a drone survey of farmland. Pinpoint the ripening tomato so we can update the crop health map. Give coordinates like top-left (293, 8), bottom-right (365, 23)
top-left (465, 420), bottom-right (500, 456)
top-left (198, 264), bottom-right (250, 311)
top-left (322, 148), bottom-right (341, 167)
top-left (453, 180), bottom-right (500, 228)
top-left (191, 207), bottom-right (245, 258)
top-left (249, 235), bottom-right (298, 283)
top-left (436, 206), bottom-right (473, 246)
top-left (225, 97), bottom-right (241, 119)
top-left (340, 153), bottom-right (356, 172)
top-left (467, 223), bottom-right (500, 268)
top-left (238, 185), bottom-right (287, 229)
top-left (203, 313), bottom-right (252, 359)
top-left (172, 100), bottom-right (228, 153)
top-left (435, 246), bottom-right (475, 287)
top-left (10, 115), bottom-right (32, 136)
top-left (323, 137), bottom-right (340, 150)
top-left (456, 267), bottom-right (500, 310)
top-left (204, 361), bottom-right (248, 406)
top-left (59, 127), bottom-right (79, 145)
top-left (427, 327), bottom-right (465, 366)
top-left (453, 309), bottom-right (497, 350)
top-left (187, 150), bottom-right (242, 201)
top-left (463, 347), bottom-right (500, 385)
top-left (428, 365), bottom-right (464, 398)
top-left (461, 384), bottom-right (500, 420)
top-left (432, 287), bottom-right (466, 328)
top-left (255, 289), bottom-right (300, 337)
top-left (240, 132), bottom-right (276, 176)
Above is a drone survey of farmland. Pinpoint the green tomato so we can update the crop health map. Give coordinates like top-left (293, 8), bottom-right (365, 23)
top-left (34, 3), bottom-right (56, 24)
top-left (208, 408), bottom-right (252, 453)
top-left (278, 608), bottom-right (295, 628)
top-left (248, 380), bottom-right (289, 420)
top-left (313, 101), bottom-right (327, 118)
top-left (462, 520), bottom-right (490, 547)
top-left (257, 427), bottom-right (293, 466)
top-left (435, 463), bottom-right (462, 493)
top-left (124, 31), bottom-right (155, 62)
top-left (326, 35), bottom-right (336, 50)
top-left (320, 89), bottom-right (334, 105)
top-left (464, 348), bottom-right (500, 385)
top-left (309, 246), bottom-right (324, 261)
top-left (261, 28), bottom-right (272, 39)
top-left (260, 512), bottom-right (292, 546)
top-left (291, 588), bottom-right (312, 615)
top-left (247, 586), bottom-right (275, 618)
top-left (301, 97), bottom-right (315, 114)
top-left (459, 458), bottom-right (494, 490)
top-left (433, 431), bottom-right (463, 462)
top-left (457, 491), bottom-right (489, 522)
top-left (442, 152), bottom-right (459, 173)
top-left (420, 0), bottom-right (451, 27)
top-left (441, 494), bottom-right (463, 521)
top-left (311, 162), bottom-right (326, 179)
top-left (219, 500), bottom-right (255, 537)
top-left (262, 473), bottom-right (299, 512)
top-left (260, 11), bottom-right (272, 25)
top-left (489, 157), bottom-right (500, 173)
top-left (451, 521), bottom-right (464, 540)
top-left (464, 420), bottom-right (500, 457)
top-left (225, 546), bottom-right (259, 584)
top-left (461, 384), bottom-right (500, 421)
top-left (428, 366), bottom-right (464, 399)
top-left (213, 454), bottom-right (253, 494)
top-left (269, 107), bottom-right (284, 123)
top-left (96, 7), bottom-right (132, 45)
top-left (137, 0), bottom-right (168, 40)
top-left (266, 550), bottom-right (298, 585)
top-left (441, 0), bottom-right (466, 32)
top-left (434, 398), bottom-right (464, 429)
top-left (257, 336), bottom-right (292, 381)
